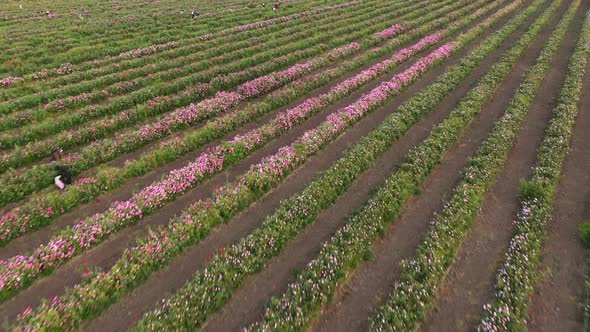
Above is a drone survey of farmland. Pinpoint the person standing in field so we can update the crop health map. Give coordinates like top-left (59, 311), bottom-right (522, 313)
top-left (50, 148), bottom-right (63, 162)
top-left (49, 148), bottom-right (72, 190)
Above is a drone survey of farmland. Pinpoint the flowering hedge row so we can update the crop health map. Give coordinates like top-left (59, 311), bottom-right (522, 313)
top-left (0, 0), bottom-right (476, 241)
top-left (0, 24), bottom-right (458, 306)
top-left (0, 0), bottom-right (392, 117)
top-left (0, 16), bottom-right (407, 203)
top-left (478, 4), bottom-right (590, 331)
top-left (0, 0), bottom-right (398, 132)
top-left (0, 1), bottom-right (362, 91)
top-left (0, 3), bottom-right (387, 143)
top-left (12, 35), bottom-right (457, 331)
top-left (369, 1), bottom-right (571, 330)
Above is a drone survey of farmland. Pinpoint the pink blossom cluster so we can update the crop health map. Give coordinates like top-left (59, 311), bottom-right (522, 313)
top-left (30, 63), bottom-right (74, 80)
top-left (327, 42), bottom-right (361, 60)
top-left (373, 23), bottom-right (407, 41)
top-left (137, 91), bottom-right (243, 139)
top-left (237, 63), bottom-right (315, 97)
top-left (0, 76), bottom-right (25, 86)
top-left (112, 41), bottom-right (179, 60)
top-left (42, 93), bottom-right (92, 112)
top-left (0, 201), bottom-right (142, 293)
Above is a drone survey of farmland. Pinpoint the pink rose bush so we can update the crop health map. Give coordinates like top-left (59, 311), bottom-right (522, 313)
top-left (0, 76), bottom-right (25, 87)
top-left (373, 23), bottom-right (408, 41)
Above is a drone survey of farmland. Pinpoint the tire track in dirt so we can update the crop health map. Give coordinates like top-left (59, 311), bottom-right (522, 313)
top-left (526, 17), bottom-right (590, 332)
top-left (80, 2), bottom-right (524, 331)
top-left (419, 1), bottom-right (586, 330)
top-left (307, 1), bottom-right (566, 330)
top-left (0, 1), bottom-right (473, 324)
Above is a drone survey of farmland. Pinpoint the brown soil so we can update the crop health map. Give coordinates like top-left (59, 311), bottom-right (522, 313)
top-left (0, 1), bottom-right (473, 325)
top-left (526, 21), bottom-right (590, 332)
top-left (420, 1), bottom-right (586, 330)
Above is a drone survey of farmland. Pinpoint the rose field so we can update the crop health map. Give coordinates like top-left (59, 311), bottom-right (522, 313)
top-left (0, 0), bottom-right (590, 330)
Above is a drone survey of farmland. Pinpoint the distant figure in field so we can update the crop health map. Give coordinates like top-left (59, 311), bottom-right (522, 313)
top-left (49, 148), bottom-right (72, 190)
top-left (54, 165), bottom-right (72, 190)
top-left (191, 10), bottom-right (199, 18)
top-left (50, 148), bottom-right (63, 162)
top-left (273, 3), bottom-right (280, 10)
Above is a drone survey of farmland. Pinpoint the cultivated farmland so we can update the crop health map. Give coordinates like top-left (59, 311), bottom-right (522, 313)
top-left (0, 0), bottom-right (589, 330)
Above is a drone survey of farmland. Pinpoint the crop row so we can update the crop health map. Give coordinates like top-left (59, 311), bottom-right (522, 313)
top-left (0, 0), bottom-right (394, 136)
top-left (369, 1), bottom-right (572, 330)
top-left (0, 0), bottom-right (480, 242)
top-left (0, 7), bottom-right (415, 204)
top-left (0, 2), bottom-right (424, 165)
top-left (478, 4), bottom-right (590, 331)
top-left (0, 0), bottom-right (258, 64)
top-left (9, 25), bottom-right (462, 330)
top-left (0, 0), bottom-right (352, 78)
top-left (0, 2), bottom-right (429, 159)
top-left (1, 0), bottom-right (368, 100)
top-left (0, 1), bottom-right (361, 91)
top-left (0, 0), bottom-right (387, 123)
top-left (231, 0), bottom-right (554, 329)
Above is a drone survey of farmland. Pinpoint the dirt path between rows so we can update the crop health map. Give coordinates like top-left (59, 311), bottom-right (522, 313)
top-left (0, 1), bottom-right (470, 325)
top-left (526, 19), bottom-right (590, 332)
top-left (80, 3), bottom-right (525, 330)
top-left (310, 1), bottom-right (566, 330)
top-left (420, 1), bottom-right (585, 330)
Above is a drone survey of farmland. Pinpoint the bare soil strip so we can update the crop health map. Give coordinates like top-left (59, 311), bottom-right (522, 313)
top-left (526, 21), bottom-right (590, 332)
top-left (79, 4), bottom-right (528, 331)
top-left (0, 2), bottom-right (480, 324)
top-left (419, 1), bottom-right (587, 330)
